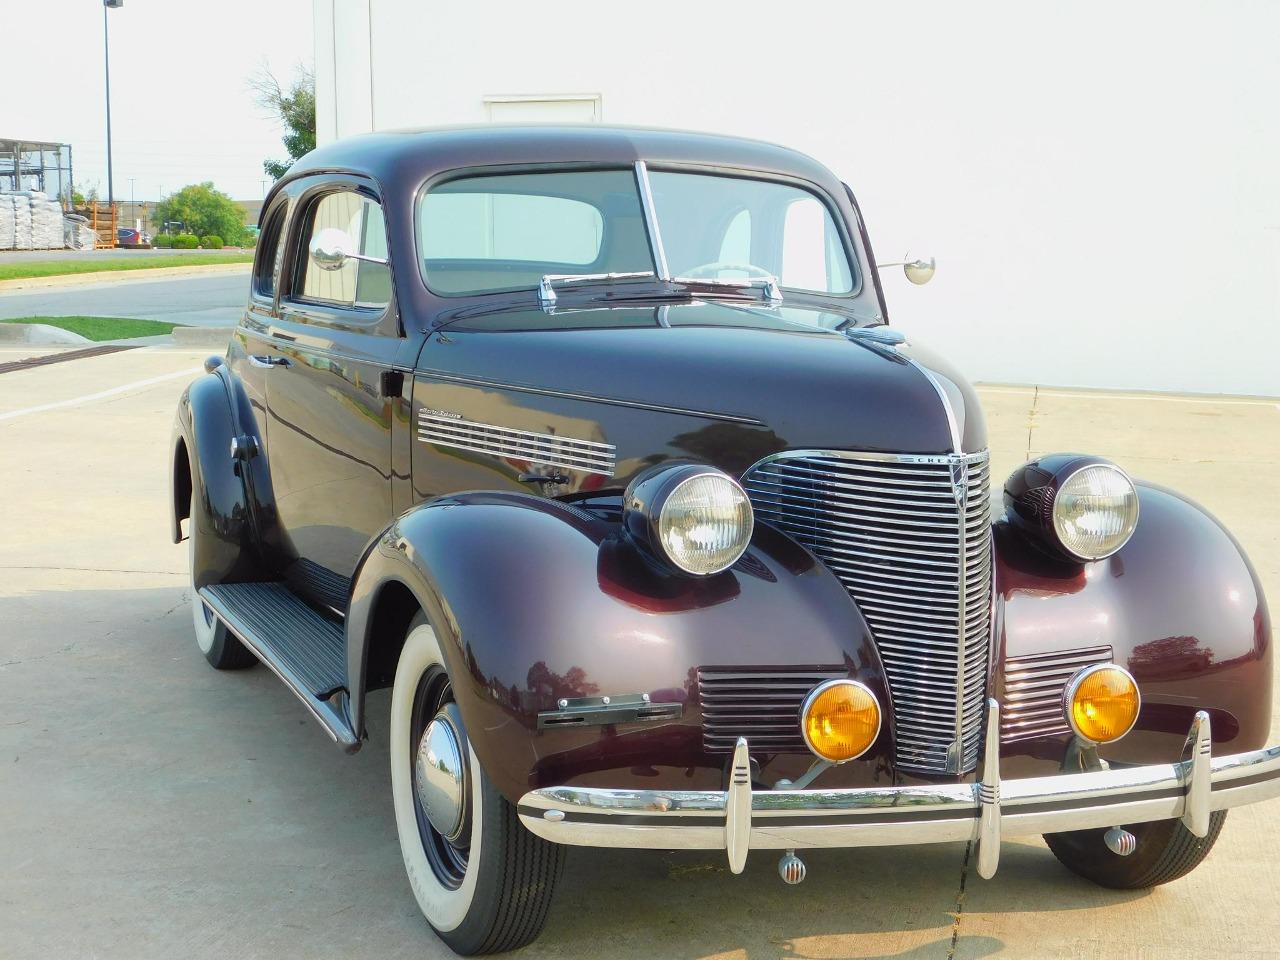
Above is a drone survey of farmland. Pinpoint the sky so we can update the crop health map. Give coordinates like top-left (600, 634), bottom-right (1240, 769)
top-left (2, 0), bottom-right (314, 202)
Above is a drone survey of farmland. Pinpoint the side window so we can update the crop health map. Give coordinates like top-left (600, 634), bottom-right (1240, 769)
top-left (780, 196), bottom-right (853, 294)
top-left (254, 205), bottom-right (287, 300)
top-left (294, 190), bottom-right (391, 309)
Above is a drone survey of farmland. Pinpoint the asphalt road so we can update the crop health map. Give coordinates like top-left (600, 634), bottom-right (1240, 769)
top-left (0, 248), bottom-right (251, 263)
top-left (1, 347), bottom-right (1278, 959)
top-left (0, 272), bottom-right (247, 327)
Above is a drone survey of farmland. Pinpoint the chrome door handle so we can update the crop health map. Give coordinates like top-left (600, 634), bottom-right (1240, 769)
top-left (249, 355), bottom-right (290, 368)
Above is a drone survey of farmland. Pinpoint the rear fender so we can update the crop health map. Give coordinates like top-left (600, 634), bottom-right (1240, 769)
top-left (172, 369), bottom-right (272, 586)
top-left (346, 492), bottom-right (888, 804)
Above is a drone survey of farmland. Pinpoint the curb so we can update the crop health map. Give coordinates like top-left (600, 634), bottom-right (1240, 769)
top-left (0, 261), bottom-right (251, 292)
top-left (0, 323), bottom-right (92, 345)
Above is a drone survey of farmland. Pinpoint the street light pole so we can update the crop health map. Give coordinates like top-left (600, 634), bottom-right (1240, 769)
top-left (103, 0), bottom-right (123, 207)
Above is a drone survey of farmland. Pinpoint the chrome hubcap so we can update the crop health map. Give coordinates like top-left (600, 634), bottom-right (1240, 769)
top-left (414, 704), bottom-right (469, 843)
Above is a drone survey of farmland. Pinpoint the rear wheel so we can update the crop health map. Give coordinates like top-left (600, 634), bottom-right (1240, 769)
top-left (390, 615), bottom-right (564, 955)
top-left (187, 500), bottom-right (256, 670)
top-left (1044, 812), bottom-right (1227, 889)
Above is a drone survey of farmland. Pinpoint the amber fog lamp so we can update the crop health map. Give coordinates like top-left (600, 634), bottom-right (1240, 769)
top-left (623, 464), bottom-right (754, 576)
top-left (1064, 664), bottom-right (1141, 744)
top-left (801, 679), bottom-right (881, 763)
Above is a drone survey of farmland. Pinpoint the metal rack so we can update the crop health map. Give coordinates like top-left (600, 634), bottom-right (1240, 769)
top-left (0, 138), bottom-right (74, 208)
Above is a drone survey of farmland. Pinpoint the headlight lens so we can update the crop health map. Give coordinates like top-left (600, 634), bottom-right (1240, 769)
top-left (658, 473), bottom-right (753, 575)
top-left (1065, 664), bottom-right (1141, 744)
top-left (801, 680), bottom-right (881, 763)
top-left (623, 465), bottom-right (754, 576)
top-left (1052, 463), bottom-right (1140, 560)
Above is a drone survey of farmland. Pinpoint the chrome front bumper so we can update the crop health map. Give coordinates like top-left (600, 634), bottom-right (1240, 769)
top-left (518, 701), bottom-right (1280, 879)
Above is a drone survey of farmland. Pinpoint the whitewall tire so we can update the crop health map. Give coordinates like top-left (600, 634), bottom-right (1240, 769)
top-left (390, 616), bottom-right (564, 955)
top-left (187, 499), bottom-right (255, 670)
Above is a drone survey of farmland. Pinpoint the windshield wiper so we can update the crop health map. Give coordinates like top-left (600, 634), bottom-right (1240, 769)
top-left (671, 274), bottom-right (783, 304)
top-left (538, 271), bottom-right (656, 309)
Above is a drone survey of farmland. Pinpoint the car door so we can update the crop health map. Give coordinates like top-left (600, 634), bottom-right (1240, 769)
top-left (263, 176), bottom-right (402, 610)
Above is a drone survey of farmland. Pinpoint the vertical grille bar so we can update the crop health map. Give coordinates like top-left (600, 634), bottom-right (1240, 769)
top-left (742, 450), bottom-right (993, 774)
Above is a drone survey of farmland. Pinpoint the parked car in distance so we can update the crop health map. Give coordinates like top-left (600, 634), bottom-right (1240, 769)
top-left (116, 226), bottom-right (151, 248)
top-left (170, 126), bottom-right (1279, 955)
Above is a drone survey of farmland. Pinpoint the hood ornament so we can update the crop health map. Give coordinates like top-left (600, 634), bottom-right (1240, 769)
top-left (843, 325), bottom-right (908, 363)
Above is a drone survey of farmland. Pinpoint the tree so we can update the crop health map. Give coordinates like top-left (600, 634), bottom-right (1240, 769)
top-left (249, 62), bottom-right (316, 180)
top-left (153, 183), bottom-right (247, 245)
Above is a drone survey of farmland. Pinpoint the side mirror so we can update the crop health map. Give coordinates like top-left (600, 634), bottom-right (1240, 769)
top-left (877, 254), bottom-right (936, 286)
top-left (309, 227), bottom-right (356, 271)
top-left (309, 226), bottom-right (389, 271)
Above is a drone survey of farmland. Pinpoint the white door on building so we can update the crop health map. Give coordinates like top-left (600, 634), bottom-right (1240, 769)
top-left (484, 95), bottom-right (601, 123)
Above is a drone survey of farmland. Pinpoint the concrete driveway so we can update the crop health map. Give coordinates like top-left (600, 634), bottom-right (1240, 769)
top-left (0, 346), bottom-right (1277, 959)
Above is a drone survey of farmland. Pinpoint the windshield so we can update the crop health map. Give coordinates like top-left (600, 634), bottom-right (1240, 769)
top-left (417, 166), bottom-right (856, 298)
top-left (647, 171), bottom-right (854, 294)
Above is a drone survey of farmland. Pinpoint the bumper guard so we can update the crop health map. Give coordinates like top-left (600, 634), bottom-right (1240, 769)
top-left (518, 700), bottom-right (1280, 878)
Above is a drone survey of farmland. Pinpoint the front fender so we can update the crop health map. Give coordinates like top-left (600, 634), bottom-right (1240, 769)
top-left (347, 492), bottom-right (889, 805)
top-left (995, 481), bottom-right (1272, 774)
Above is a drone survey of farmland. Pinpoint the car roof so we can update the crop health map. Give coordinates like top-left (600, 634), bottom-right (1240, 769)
top-left (280, 124), bottom-right (844, 201)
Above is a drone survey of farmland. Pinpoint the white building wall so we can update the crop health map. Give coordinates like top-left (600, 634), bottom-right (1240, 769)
top-left (315, 0), bottom-right (1280, 397)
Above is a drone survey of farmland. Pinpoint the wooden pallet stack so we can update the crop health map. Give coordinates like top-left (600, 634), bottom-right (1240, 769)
top-left (73, 202), bottom-right (119, 248)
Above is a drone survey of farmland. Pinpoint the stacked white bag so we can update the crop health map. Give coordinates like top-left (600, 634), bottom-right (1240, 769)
top-left (0, 191), bottom-right (72, 249)
top-left (0, 195), bottom-right (15, 250)
top-left (29, 192), bottom-right (63, 249)
top-left (12, 194), bottom-right (32, 249)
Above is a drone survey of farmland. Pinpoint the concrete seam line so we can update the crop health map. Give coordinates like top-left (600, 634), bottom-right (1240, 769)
top-left (979, 385), bottom-right (1279, 407)
top-left (0, 367), bottom-right (200, 422)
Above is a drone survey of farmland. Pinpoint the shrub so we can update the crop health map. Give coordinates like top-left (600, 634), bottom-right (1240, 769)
top-left (172, 234), bottom-right (199, 249)
top-left (199, 235), bottom-right (224, 249)
top-left (153, 234), bottom-right (174, 248)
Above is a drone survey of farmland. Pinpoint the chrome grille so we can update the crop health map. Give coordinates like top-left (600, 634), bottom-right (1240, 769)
top-left (698, 667), bottom-right (847, 754)
top-left (742, 451), bottom-right (993, 774)
top-left (416, 411), bottom-right (616, 476)
top-left (1002, 645), bottom-right (1113, 742)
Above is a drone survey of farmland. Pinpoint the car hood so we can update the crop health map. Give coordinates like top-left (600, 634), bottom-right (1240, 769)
top-left (414, 300), bottom-right (986, 492)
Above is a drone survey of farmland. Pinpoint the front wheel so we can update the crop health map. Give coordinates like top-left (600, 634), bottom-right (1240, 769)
top-left (1044, 811), bottom-right (1227, 889)
top-left (390, 616), bottom-right (564, 955)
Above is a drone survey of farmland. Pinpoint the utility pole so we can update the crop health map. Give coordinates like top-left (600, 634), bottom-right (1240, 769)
top-left (103, 0), bottom-right (123, 207)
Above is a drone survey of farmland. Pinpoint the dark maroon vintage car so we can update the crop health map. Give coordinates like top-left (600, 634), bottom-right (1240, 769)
top-left (170, 126), bottom-right (1277, 954)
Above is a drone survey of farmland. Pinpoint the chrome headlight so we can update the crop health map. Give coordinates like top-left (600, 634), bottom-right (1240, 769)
top-left (1005, 455), bottom-right (1139, 562)
top-left (623, 464), bottom-right (754, 576)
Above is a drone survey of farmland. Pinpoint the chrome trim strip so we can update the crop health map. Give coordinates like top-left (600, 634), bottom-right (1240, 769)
top-left (416, 411), bottom-right (617, 476)
top-left (416, 370), bottom-right (764, 425)
top-left (518, 714), bottom-right (1280, 876)
top-left (635, 160), bottom-right (671, 280)
top-left (418, 412), bottom-right (615, 452)
top-left (904, 357), bottom-right (962, 454)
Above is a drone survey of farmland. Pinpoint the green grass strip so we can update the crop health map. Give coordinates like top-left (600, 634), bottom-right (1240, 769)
top-left (0, 316), bottom-right (182, 341)
top-left (0, 253), bottom-right (252, 281)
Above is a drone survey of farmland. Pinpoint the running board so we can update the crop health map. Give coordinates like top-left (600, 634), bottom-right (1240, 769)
top-left (199, 582), bottom-right (360, 752)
